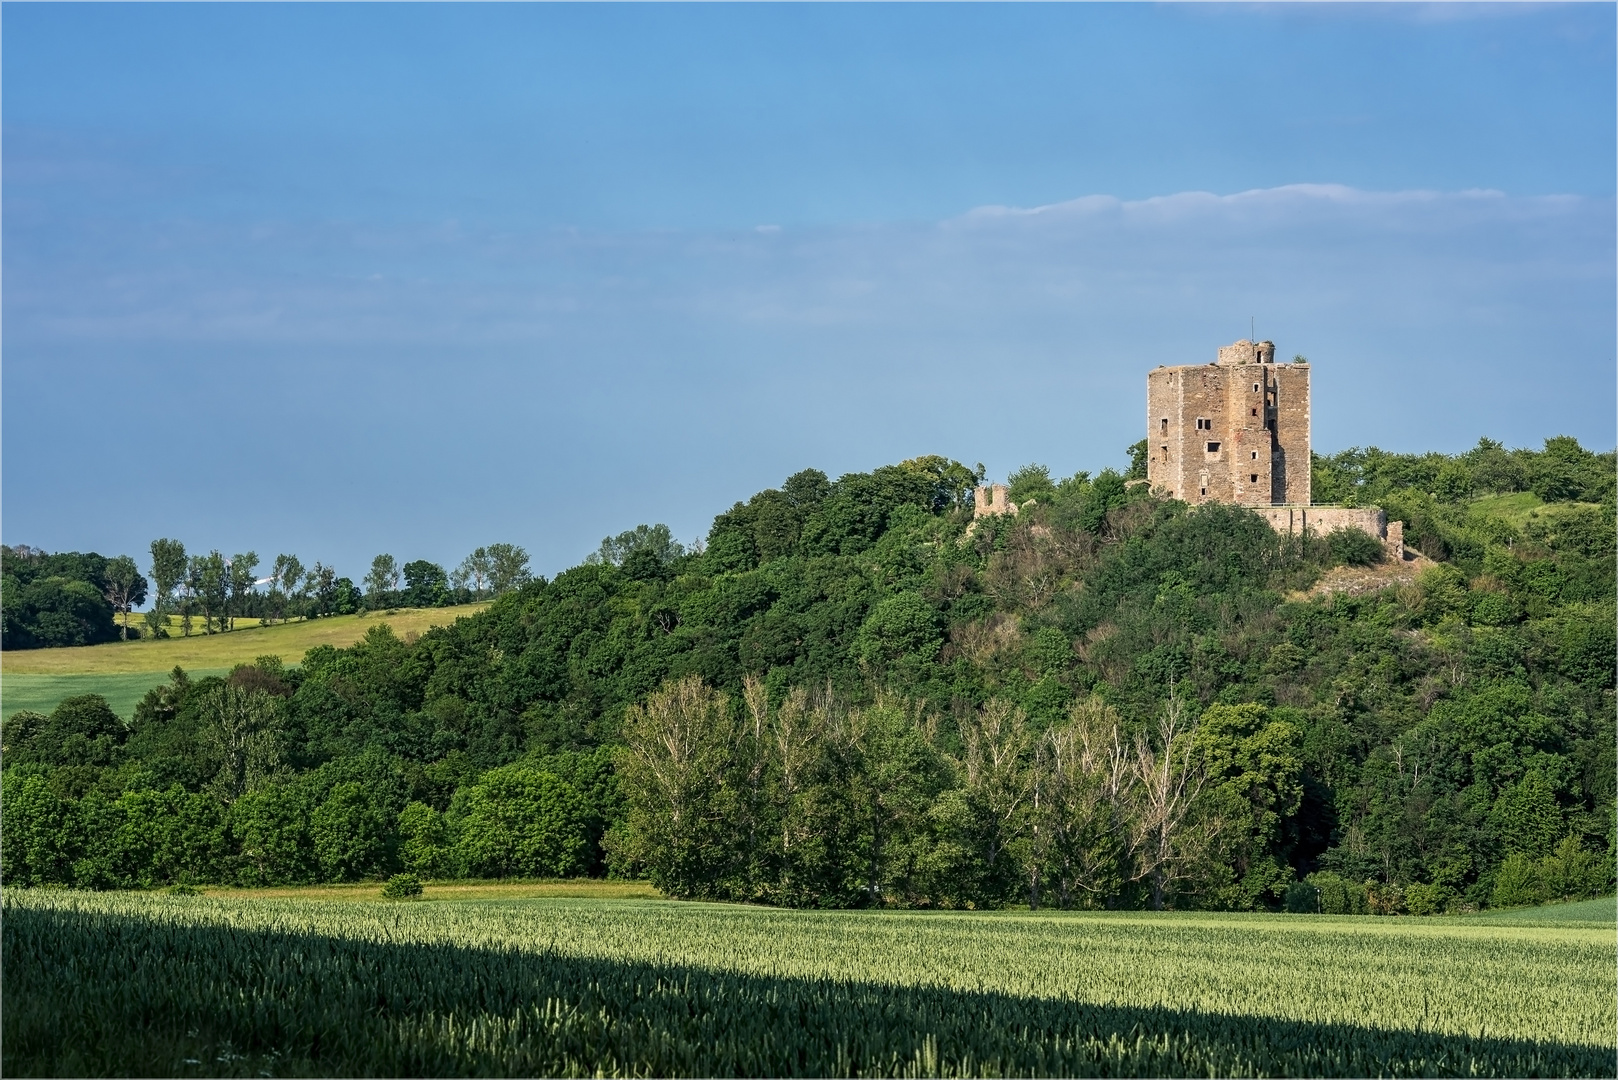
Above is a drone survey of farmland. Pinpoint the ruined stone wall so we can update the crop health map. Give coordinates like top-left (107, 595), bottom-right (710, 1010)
top-left (1258, 505), bottom-right (1405, 559)
top-left (973, 484), bottom-right (1017, 518)
top-left (1225, 362), bottom-right (1275, 506)
top-left (1147, 367), bottom-right (1204, 501)
top-left (1258, 505), bottom-right (1384, 539)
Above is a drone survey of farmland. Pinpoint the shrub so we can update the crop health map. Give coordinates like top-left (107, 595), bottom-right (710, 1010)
top-left (1491, 838), bottom-right (1614, 909)
top-left (1537, 836), bottom-right (1615, 901)
top-left (380, 873), bottom-right (423, 900)
top-left (1490, 854), bottom-right (1542, 909)
top-left (1006, 464), bottom-right (1056, 505)
top-left (1282, 881), bottom-right (1318, 913)
top-left (1366, 881), bottom-right (1404, 915)
top-left (164, 884), bottom-right (201, 896)
top-left (1403, 882), bottom-right (1448, 916)
top-left (1305, 872), bottom-right (1369, 915)
top-left (1468, 591), bottom-right (1520, 627)
top-left (1327, 528), bottom-right (1384, 567)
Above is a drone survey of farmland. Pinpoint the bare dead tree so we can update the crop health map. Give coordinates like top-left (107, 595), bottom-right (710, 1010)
top-left (1037, 697), bottom-right (1132, 908)
top-left (751, 680), bottom-right (821, 859)
top-left (1124, 696), bottom-right (1216, 910)
top-left (963, 698), bottom-right (1032, 886)
top-left (618, 675), bottom-right (734, 862)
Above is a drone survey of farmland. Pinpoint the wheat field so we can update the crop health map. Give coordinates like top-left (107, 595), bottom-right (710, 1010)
top-left (4, 890), bottom-right (1612, 1077)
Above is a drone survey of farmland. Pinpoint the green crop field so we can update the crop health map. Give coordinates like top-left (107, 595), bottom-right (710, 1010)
top-left (1, 669), bottom-right (231, 720)
top-left (0, 603), bottom-right (489, 718)
top-left (1468, 895), bottom-right (1617, 925)
top-left (4, 891), bottom-right (1613, 1077)
top-left (0, 603), bottom-right (490, 678)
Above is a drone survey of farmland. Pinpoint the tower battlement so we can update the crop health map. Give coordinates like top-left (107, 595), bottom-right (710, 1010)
top-left (1216, 339), bottom-right (1276, 366)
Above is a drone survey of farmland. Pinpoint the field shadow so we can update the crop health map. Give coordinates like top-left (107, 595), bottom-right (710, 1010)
top-left (4, 901), bottom-right (1609, 1078)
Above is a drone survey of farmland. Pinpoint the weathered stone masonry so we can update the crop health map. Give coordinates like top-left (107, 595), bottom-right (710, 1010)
top-left (1146, 339), bottom-right (1311, 508)
top-left (973, 484), bottom-right (1018, 518)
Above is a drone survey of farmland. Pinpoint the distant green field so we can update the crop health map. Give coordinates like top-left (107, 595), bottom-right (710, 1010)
top-left (1, 670), bottom-right (230, 720)
top-left (0, 603), bottom-right (488, 678)
top-left (1464, 895), bottom-right (1617, 925)
top-left (0, 603), bottom-right (488, 719)
top-left (4, 891), bottom-right (1612, 1077)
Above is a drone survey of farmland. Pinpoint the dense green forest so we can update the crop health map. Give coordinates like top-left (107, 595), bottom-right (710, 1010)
top-left (0, 548), bottom-right (144, 649)
top-left (3, 437), bottom-right (1613, 913)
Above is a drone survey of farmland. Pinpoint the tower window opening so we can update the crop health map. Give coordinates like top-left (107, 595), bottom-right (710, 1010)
top-left (1253, 383), bottom-right (1260, 393)
top-left (1200, 487), bottom-right (1206, 496)
top-left (1251, 451), bottom-right (1258, 460)
top-left (1160, 418), bottom-right (1168, 433)
top-left (1251, 408), bottom-right (1258, 416)
top-left (1206, 442), bottom-right (1220, 453)
top-left (1250, 474), bottom-right (1259, 483)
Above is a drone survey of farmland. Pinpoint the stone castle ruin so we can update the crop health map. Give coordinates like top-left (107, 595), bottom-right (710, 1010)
top-left (1148, 338), bottom-right (1308, 507)
top-left (975, 338), bottom-right (1403, 559)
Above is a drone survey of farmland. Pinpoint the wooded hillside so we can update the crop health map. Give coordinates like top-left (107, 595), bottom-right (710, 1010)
top-left (4, 438), bottom-right (1613, 913)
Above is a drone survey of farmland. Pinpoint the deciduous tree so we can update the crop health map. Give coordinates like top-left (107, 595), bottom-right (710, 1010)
top-left (454, 548), bottom-right (493, 600)
top-left (227, 552), bottom-right (258, 631)
top-left (269, 553), bottom-right (303, 622)
top-left (102, 556), bottom-right (148, 640)
top-left (401, 560), bottom-right (449, 607)
top-left (485, 543), bottom-right (531, 595)
top-left (365, 554), bottom-right (399, 607)
top-left (200, 684), bottom-right (285, 802)
top-left (147, 539), bottom-right (187, 637)
top-left (1125, 697), bottom-right (1216, 910)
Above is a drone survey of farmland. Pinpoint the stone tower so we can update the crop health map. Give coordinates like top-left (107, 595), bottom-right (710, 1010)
top-left (1145, 340), bottom-right (1310, 506)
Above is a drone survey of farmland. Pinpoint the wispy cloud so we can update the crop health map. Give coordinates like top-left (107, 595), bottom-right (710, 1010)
top-left (7, 184), bottom-right (1610, 348)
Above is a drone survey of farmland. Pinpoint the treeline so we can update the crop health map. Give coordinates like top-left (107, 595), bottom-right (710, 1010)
top-left (1, 548), bottom-right (147, 649)
top-left (611, 676), bottom-right (1309, 910)
top-left (2, 671), bottom-right (617, 888)
top-left (607, 675), bottom-right (1610, 912)
top-left (0, 539), bottom-right (535, 649)
top-left (2, 439), bottom-right (1613, 913)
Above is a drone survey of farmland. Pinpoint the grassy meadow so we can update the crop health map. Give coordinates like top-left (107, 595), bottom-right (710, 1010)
top-left (1467, 491), bottom-right (1605, 531)
top-left (0, 603), bottom-right (488, 718)
top-left (4, 890), bottom-right (1613, 1077)
top-left (0, 669), bottom-right (232, 719)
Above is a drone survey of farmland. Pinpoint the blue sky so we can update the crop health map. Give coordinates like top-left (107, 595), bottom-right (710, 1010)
top-left (4, 3), bottom-right (1614, 581)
